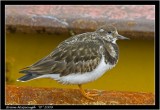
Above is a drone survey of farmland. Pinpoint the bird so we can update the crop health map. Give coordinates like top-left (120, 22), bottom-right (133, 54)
top-left (17, 24), bottom-right (129, 100)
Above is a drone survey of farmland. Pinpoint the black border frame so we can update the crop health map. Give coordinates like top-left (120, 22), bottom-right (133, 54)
top-left (1, 0), bottom-right (159, 109)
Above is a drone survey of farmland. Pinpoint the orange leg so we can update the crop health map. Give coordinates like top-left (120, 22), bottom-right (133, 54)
top-left (78, 84), bottom-right (99, 100)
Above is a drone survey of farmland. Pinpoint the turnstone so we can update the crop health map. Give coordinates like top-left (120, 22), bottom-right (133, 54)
top-left (17, 25), bottom-right (129, 100)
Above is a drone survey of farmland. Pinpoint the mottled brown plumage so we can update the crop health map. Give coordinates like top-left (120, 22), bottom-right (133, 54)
top-left (21, 33), bottom-right (103, 76)
top-left (18, 25), bottom-right (129, 80)
top-left (21, 35), bottom-right (113, 75)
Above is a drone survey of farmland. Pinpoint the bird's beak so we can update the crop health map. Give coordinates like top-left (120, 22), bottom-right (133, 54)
top-left (117, 34), bottom-right (130, 40)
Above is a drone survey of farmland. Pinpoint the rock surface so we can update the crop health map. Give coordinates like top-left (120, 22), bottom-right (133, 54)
top-left (5, 5), bottom-right (154, 40)
top-left (6, 85), bottom-right (154, 105)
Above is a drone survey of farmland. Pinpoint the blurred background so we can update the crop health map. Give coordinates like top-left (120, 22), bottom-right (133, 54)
top-left (6, 5), bottom-right (154, 93)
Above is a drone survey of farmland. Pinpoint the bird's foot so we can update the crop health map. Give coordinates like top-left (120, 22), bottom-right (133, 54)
top-left (82, 92), bottom-right (95, 100)
top-left (78, 85), bottom-right (100, 100)
top-left (82, 91), bottom-right (100, 100)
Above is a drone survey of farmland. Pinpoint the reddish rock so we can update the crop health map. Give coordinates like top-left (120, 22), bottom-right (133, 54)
top-left (6, 85), bottom-right (154, 105)
top-left (5, 5), bottom-right (154, 40)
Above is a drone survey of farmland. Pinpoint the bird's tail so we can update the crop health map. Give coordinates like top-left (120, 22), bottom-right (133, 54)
top-left (19, 66), bottom-right (30, 73)
top-left (17, 67), bottom-right (41, 82)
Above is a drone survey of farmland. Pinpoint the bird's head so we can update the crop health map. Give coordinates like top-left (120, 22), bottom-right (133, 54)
top-left (96, 25), bottom-right (129, 43)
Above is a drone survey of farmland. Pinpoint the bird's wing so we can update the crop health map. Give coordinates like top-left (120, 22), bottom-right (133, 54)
top-left (20, 35), bottom-right (104, 77)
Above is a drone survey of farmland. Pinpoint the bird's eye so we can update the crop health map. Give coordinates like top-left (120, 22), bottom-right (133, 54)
top-left (108, 31), bottom-right (112, 34)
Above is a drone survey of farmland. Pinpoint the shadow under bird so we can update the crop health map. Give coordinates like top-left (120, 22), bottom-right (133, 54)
top-left (17, 25), bottom-right (129, 100)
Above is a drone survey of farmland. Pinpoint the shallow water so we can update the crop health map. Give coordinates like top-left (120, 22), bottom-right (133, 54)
top-left (6, 33), bottom-right (154, 93)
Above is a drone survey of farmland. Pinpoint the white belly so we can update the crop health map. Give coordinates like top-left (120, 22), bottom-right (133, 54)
top-left (37, 55), bottom-right (116, 84)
